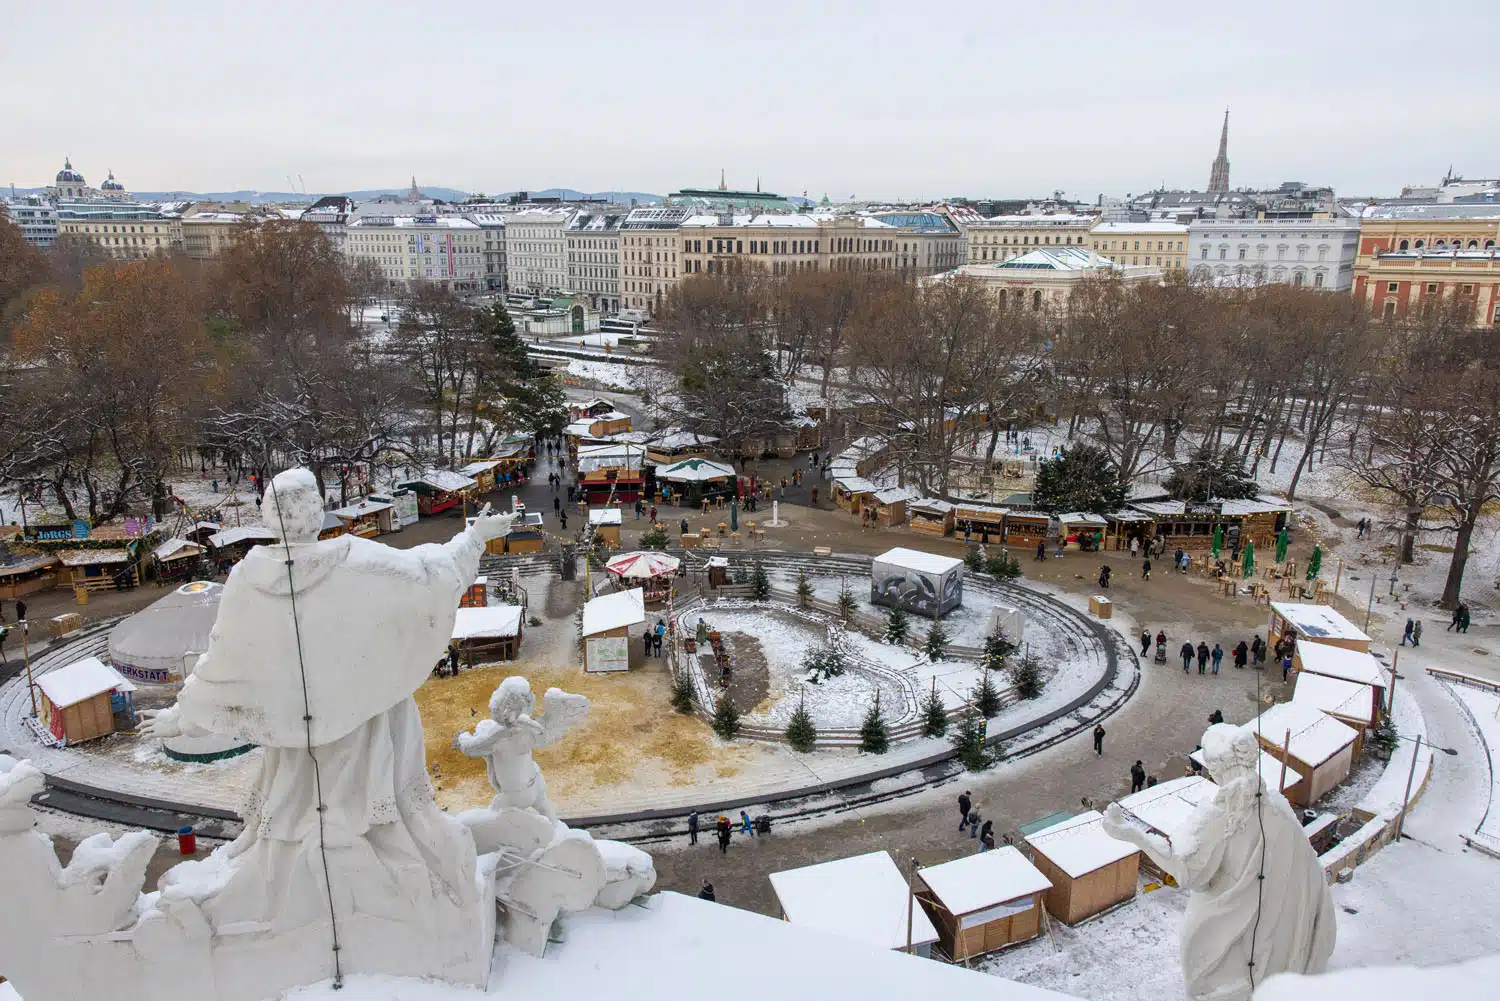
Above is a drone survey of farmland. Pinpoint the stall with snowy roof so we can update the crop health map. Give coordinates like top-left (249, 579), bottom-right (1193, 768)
top-left (833, 475), bottom-right (878, 514)
top-left (55, 545), bottom-right (140, 592)
top-left (908, 498), bottom-right (955, 537)
top-left (1271, 602), bottom-right (1372, 654)
top-left (207, 524), bottom-right (278, 569)
top-left (151, 538), bottom-right (205, 582)
top-left (1002, 509), bottom-right (1051, 548)
top-left (769, 850), bottom-right (940, 957)
top-left (395, 469), bottom-right (478, 516)
top-left (865, 486), bottom-right (920, 527)
top-left (333, 497), bottom-right (395, 537)
top-left (1125, 496), bottom-right (1290, 552)
top-left (654, 458), bottom-right (737, 507)
top-left (451, 604), bottom-right (524, 664)
top-left (1023, 810), bottom-right (1140, 925)
top-left (871, 547), bottom-right (964, 618)
top-left (1114, 775), bottom-right (1218, 883)
top-left (0, 553), bottom-right (60, 599)
top-left (1104, 508), bottom-right (1155, 551)
top-left (581, 587), bottom-right (645, 672)
top-left (954, 503), bottom-right (1010, 544)
top-left (1057, 512), bottom-right (1108, 551)
top-left (457, 459), bottom-right (502, 492)
top-left (1251, 699), bottom-right (1361, 806)
top-left (588, 507), bottom-right (623, 548)
top-left (915, 845), bottom-right (1053, 959)
top-left (576, 443), bottom-right (646, 504)
top-left (1292, 637), bottom-right (1387, 712)
top-left (1292, 670), bottom-right (1379, 735)
top-left (586, 410), bottom-right (633, 437)
top-left (35, 656), bottom-right (136, 745)
top-left (645, 428), bottom-right (719, 465)
top-left (1189, 745), bottom-right (1306, 804)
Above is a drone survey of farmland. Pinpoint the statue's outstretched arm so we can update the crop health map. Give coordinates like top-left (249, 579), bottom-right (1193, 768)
top-left (139, 678), bottom-right (213, 740)
top-left (1102, 803), bottom-right (1181, 875)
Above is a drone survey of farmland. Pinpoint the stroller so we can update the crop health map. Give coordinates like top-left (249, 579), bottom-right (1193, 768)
top-left (1154, 639), bottom-right (1168, 665)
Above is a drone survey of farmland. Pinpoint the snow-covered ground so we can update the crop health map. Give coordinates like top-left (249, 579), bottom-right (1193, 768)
top-left (560, 358), bottom-right (650, 392)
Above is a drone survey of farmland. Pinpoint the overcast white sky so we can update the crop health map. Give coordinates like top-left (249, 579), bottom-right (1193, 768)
top-left (4, 0), bottom-right (1497, 200)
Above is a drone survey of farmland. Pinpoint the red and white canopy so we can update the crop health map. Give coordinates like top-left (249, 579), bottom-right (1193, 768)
top-left (604, 551), bottom-right (681, 580)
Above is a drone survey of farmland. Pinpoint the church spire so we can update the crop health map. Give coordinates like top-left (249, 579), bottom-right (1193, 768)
top-left (1207, 108), bottom-right (1231, 194)
top-left (409, 175), bottom-right (421, 199)
top-left (719, 168), bottom-right (727, 192)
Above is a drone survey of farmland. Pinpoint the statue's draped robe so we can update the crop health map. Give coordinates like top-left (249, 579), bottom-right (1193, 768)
top-left (168, 531), bottom-right (485, 931)
top-left (1170, 782), bottom-right (1337, 1001)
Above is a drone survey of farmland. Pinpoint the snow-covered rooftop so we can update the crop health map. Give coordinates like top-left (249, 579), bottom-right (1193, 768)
top-left (1273, 602), bottom-right (1370, 643)
top-left (452, 605), bottom-right (524, 640)
top-left (459, 460), bottom-right (503, 475)
top-left (588, 508), bottom-right (623, 526)
top-left (909, 498), bottom-right (954, 513)
top-left (1024, 810), bottom-right (1138, 879)
top-left (208, 525), bottom-right (278, 548)
top-left (581, 587), bottom-right (646, 635)
top-left (1292, 671), bottom-right (1376, 722)
top-left (874, 547), bottom-right (964, 576)
top-left (404, 470), bottom-right (478, 494)
top-left (871, 486), bottom-right (920, 505)
top-left (1057, 512), bottom-right (1108, 526)
top-left (56, 548), bottom-right (130, 566)
top-left (1252, 699), bottom-right (1360, 767)
top-left (1295, 643), bottom-right (1388, 688)
top-left (333, 499), bottom-right (394, 518)
top-left (1218, 497), bottom-right (1293, 515)
top-left (152, 538), bottom-right (203, 561)
top-left (1089, 221), bottom-right (1189, 234)
top-left (1117, 775), bottom-right (1217, 839)
top-left (36, 656), bottom-right (136, 708)
top-left (769, 850), bottom-right (939, 952)
top-left (1188, 747), bottom-right (1301, 792)
top-left (919, 845), bottom-right (1052, 915)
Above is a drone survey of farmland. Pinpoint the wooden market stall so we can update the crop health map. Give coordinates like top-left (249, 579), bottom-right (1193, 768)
top-left (1270, 602), bottom-right (1372, 654)
top-left (1292, 671), bottom-right (1380, 734)
top-left (585, 410), bottom-right (633, 437)
top-left (1293, 642), bottom-right (1388, 708)
top-left (655, 458), bottom-right (737, 508)
top-left (493, 511), bottom-right (546, 554)
top-left (576, 443), bottom-right (647, 504)
top-left (333, 498), bottom-right (396, 538)
top-left (865, 487), bottom-right (919, 528)
top-left (580, 587), bottom-right (645, 673)
top-left (151, 538), bottom-right (206, 584)
top-left (907, 498), bottom-right (955, 537)
top-left (1002, 510), bottom-right (1049, 548)
top-left (207, 525), bottom-right (279, 570)
top-left (1023, 811), bottom-right (1140, 925)
top-left (451, 605), bottom-right (524, 664)
top-left (35, 656), bottom-right (137, 746)
top-left (953, 504), bottom-right (1009, 545)
top-left (1105, 510), bottom-right (1156, 552)
top-left (1251, 700), bottom-right (1361, 806)
top-left (457, 459), bottom-right (503, 493)
top-left (318, 512), bottom-right (346, 540)
top-left (569, 397), bottom-right (616, 420)
top-left (55, 547), bottom-right (139, 592)
top-left (1125, 497), bottom-right (1291, 553)
top-left (833, 476), bottom-right (877, 515)
top-left (395, 470), bottom-right (479, 517)
top-left (1115, 776), bottom-right (1218, 882)
top-left (915, 846), bottom-right (1053, 960)
top-left (588, 507), bottom-right (623, 548)
top-left (0, 553), bottom-right (59, 599)
top-left (646, 429), bottom-right (719, 466)
top-left (1057, 512), bottom-right (1108, 552)
top-left (769, 851), bottom-right (939, 958)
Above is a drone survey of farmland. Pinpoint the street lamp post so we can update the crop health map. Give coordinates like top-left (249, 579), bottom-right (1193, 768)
top-left (1392, 733), bottom-right (1458, 840)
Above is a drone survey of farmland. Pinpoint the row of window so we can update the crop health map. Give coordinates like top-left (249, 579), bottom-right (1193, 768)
top-left (973, 233), bottom-right (1084, 246)
top-left (1204, 244), bottom-right (1328, 262)
top-left (1094, 239), bottom-right (1184, 252)
top-left (1395, 238), bottom-right (1497, 251)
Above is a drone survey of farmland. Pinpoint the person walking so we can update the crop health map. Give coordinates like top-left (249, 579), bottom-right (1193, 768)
top-left (1412, 619), bottom-right (1423, 647)
top-left (1035, 540), bottom-right (1047, 562)
top-left (680, 517), bottom-right (689, 536)
top-left (1129, 536), bottom-right (1139, 558)
top-left (698, 880), bottom-right (716, 902)
top-left (447, 643), bottom-right (461, 677)
top-left (1141, 629), bottom-right (1152, 657)
top-left (1449, 606), bottom-right (1462, 632)
top-left (1156, 630), bottom-right (1167, 656)
top-left (957, 790), bottom-right (972, 831)
top-left (968, 806), bottom-right (982, 839)
top-left (15, 600), bottom-right (25, 622)
top-left (553, 495), bottom-right (561, 517)
top-left (1180, 641), bottom-right (1195, 673)
top-left (687, 809), bottom-right (699, 845)
top-left (1401, 618), bottom-right (1414, 646)
top-left (649, 505), bottom-right (657, 522)
top-left (1098, 565), bottom-right (1111, 589)
top-left (559, 510), bottom-right (568, 531)
top-left (739, 810), bottom-right (755, 837)
top-left (1281, 652), bottom-right (1294, 683)
top-left (979, 821), bottom-right (996, 852)
top-left (1141, 558), bottom-right (1151, 581)
top-left (1459, 605), bottom-right (1472, 633)
top-left (1251, 634), bottom-right (1265, 666)
top-left (716, 815), bottom-right (732, 854)
top-left (1092, 723), bottom-right (1106, 755)
top-left (1174, 548), bottom-right (1185, 573)
top-left (1211, 643), bottom-right (1223, 675)
top-left (1130, 760), bottom-right (1146, 793)
top-left (1233, 640), bottom-right (1248, 670)
top-left (1196, 641), bottom-right (1210, 675)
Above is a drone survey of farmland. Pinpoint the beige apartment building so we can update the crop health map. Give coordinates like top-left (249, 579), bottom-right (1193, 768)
top-left (966, 212), bottom-right (1097, 263)
top-left (679, 213), bottom-right (899, 277)
top-left (345, 213), bottom-right (484, 291)
top-left (620, 206), bottom-right (688, 314)
top-left (1089, 221), bottom-right (1189, 271)
top-left (55, 202), bottom-right (171, 259)
top-left (180, 212), bottom-right (252, 260)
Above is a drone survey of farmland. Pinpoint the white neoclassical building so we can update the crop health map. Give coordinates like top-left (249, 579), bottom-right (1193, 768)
top-left (505, 208), bottom-right (576, 295)
top-left (1187, 218), bottom-right (1359, 290)
top-left (345, 213), bottom-right (484, 291)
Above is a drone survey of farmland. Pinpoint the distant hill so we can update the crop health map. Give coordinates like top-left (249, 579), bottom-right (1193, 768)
top-left (7, 184), bottom-right (666, 205)
top-left (507, 188), bottom-right (663, 204)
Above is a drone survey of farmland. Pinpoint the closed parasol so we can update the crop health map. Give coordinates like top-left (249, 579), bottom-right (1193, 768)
top-left (1275, 527), bottom-right (1289, 563)
top-left (1306, 545), bottom-right (1322, 581)
top-left (1242, 539), bottom-right (1255, 578)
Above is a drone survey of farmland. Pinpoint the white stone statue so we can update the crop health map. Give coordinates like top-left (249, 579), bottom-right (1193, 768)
top-left (1103, 723), bottom-right (1337, 1001)
top-left (454, 675), bottom-right (590, 822)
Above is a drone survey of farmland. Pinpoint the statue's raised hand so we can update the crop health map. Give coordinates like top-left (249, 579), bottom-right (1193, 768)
top-left (471, 503), bottom-right (518, 542)
top-left (137, 706), bottom-right (183, 739)
top-left (1101, 802), bottom-right (1136, 842)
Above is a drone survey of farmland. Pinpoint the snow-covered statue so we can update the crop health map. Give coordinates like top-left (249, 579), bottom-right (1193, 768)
top-left (1103, 723), bottom-right (1337, 1001)
top-left (0, 467), bottom-right (517, 1001)
top-left (453, 676), bottom-right (654, 956)
top-left (455, 675), bottom-right (590, 822)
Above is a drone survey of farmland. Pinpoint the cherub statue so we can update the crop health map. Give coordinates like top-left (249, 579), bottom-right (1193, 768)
top-left (1102, 723), bottom-right (1336, 1001)
top-left (454, 676), bottom-right (590, 822)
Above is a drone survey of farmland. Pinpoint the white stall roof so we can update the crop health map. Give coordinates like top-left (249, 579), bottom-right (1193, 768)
top-left (1118, 775), bottom-right (1217, 839)
top-left (57, 548), bottom-right (131, 566)
top-left (1273, 602), bottom-right (1370, 643)
top-left (588, 508), bottom-right (623, 526)
top-left (1253, 700), bottom-right (1360, 767)
top-left (458, 459), bottom-right (504, 475)
top-left (872, 486), bottom-right (920, 505)
top-left (1189, 748), bottom-right (1300, 792)
top-left (37, 656), bottom-right (136, 708)
top-left (835, 476), bottom-right (880, 494)
top-left (1024, 811), bottom-right (1138, 878)
top-left (1292, 672), bottom-right (1376, 721)
top-left (152, 538), bottom-right (203, 561)
top-left (919, 845), bottom-right (1052, 916)
top-left (910, 498), bottom-right (955, 513)
top-left (769, 850), bottom-right (938, 951)
top-left (208, 525), bottom-right (278, 548)
top-left (333, 498), bottom-right (393, 518)
top-left (581, 588), bottom-right (646, 636)
top-left (1296, 643), bottom-right (1387, 687)
top-left (1057, 512), bottom-right (1108, 526)
top-left (873, 547), bottom-right (964, 575)
top-left (452, 605), bottom-right (524, 640)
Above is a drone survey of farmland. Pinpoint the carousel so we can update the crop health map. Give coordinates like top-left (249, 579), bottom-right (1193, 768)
top-left (603, 550), bottom-right (680, 605)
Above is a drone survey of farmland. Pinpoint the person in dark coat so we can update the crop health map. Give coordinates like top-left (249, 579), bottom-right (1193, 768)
top-left (14, 600), bottom-right (25, 622)
top-left (1093, 723), bottom-right (1106, 755)
top-left (1130, 760), bottom-right (1146, 793)
top-left (1035, 540), bottom-right (1047, 561)
top-left (1196, 641), bottom-right (1211, 674)
top-left (1099, 565), bottom-right (1111, 588)
top-left (1141, 558), bottom-right (1151, 581)
top-left (1208, 708), bottom-right (1225, 725)
top-left (958, 790), bottom-right (972, 830)
top-left (1180, 641), bottom-right (1195, 673)
top-left (447, 643), bottom-right (461, 677)
top-left (1140, 630), bottom-right (1152, 656)
top-left (1401, 618), bottom-right (1414, 646)
top-left (715, 816), bottom-right (732, 854)
top-left (1251, 634), bottom-right (1265, 665)
top-left (979, 821), bottom-right (996, 852)
top-left (687, 809), bottom-right (699, 845)
top-left (1233, 640), bottom-right (1249, 669)
top-left (1211, 643), bottom-right (1223, 674)
top-left (680, 517), bottom-right (690, 536)
top-left (1459, 605), bottom-right (1472, 633)
top-left (698, 880), bottom-right (716, 901)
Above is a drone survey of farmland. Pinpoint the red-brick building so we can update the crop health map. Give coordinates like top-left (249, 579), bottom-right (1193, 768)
top-left (1352, 206), bottom-right (1500, 323)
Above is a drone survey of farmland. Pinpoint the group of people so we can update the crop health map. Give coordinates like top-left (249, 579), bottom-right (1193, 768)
top-left (1448, 604), bottom-right (1472, 634)
top-left (432, 642), bottom-right (465, 678)
top-left (686, 808), bottom-right (760, 854)
top-left (1401, 618), bottom-right (1424, 647)
top-left (641, 618), bottom-right (667, 657)
top-left (956, 790), bottom-right (997, 851)
top-left (1140, 629), bottom-right (1276, 677)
